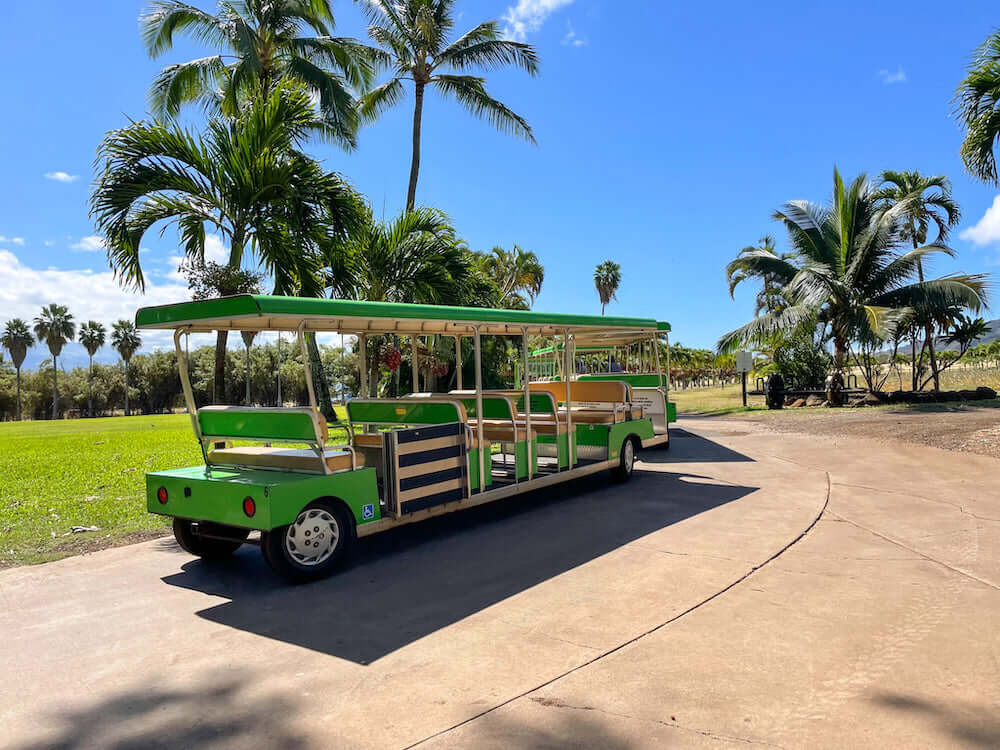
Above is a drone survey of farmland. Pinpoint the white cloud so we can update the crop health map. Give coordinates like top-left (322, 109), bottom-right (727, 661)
top-left (44, 171), bottom-right (79, 183)
top-left (960, 195), bottom-right (1000, 246)
top-left (503, 0), bottom-right (575, 41)
top-left (561, 21), bottom-right (587, 47)
top-left (70, 235), bottom-right (107, 252)
top-left (0, 249), bottom-right (192, 364)
top-left (0, 235), bottom-right (25, 245)
top-left (878, 66), bottom-right (907, 85)
top-left (44, 240), bottom-right (55, 247)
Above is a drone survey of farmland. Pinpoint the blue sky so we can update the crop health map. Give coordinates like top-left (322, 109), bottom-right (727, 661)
top-left (3, 0), bottom-right (1000, 368)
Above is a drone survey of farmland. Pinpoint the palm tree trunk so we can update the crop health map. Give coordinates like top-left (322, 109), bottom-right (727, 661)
top-left (124, 360), bottom-right (130, 416)
top-left (245, 343), bottom-right (252, 405)
top-left (406, 81), bottom-right (425, 212)
top-left (910, 335), bottom-right (918, 391)
top-left (88, 355), bottom-right (94, 418)
top-left (601, 303), bottom-right (605, 316)
top-left (52, 355), bottom-right (58, 420)
top-left (215, 229), bottom-right (245, 404)
top-left (15, 366), bottom-right (22, 421)
top-left (305, 331), bottom-right (335, 422)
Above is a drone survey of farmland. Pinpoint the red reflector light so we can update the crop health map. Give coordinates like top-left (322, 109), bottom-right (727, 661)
top-left (242, 497), bottom-right (256, 517)
top-left (157, 487), bottom-right (168, 504)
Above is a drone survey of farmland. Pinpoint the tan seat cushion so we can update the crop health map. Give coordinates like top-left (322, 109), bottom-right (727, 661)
top-left (355, 430), bottom-right (485, 450)
top-left (468, 419), bottom-right (534, 443)
top-left (629, 405), bottom-right (643, 419)
top-left (208, 446), bottom-right (363, 473)
top-left (559, 408), bottom-right (618, 425)
top-left (513, 417), bottom-right (567, 435)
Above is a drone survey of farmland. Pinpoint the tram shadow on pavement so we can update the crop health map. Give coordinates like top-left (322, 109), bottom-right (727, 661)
top-left (163, 440), bottom-right (756, 665)
top-left (645, 427), bottom-right (755, 464)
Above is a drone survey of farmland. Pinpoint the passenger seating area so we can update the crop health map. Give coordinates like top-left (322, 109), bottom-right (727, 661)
top-left (528, 380), bottom-right (640, 424)
top-left (198, 406), bottom-right (359, 475)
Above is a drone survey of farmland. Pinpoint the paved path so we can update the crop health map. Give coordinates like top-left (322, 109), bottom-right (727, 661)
top-left (1, 418), bottom-right (997, 749)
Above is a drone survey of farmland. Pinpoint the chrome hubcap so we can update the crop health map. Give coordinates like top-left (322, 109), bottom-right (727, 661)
top-left (285, 508), bottom-right (339, 566)
top-left (623, 440), bottom-right (634, 473)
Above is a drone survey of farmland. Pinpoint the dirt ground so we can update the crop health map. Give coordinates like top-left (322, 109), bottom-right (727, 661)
top-left (733, 399), bottom-right (1000, 459)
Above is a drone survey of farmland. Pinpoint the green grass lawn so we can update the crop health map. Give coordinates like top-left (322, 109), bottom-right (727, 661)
top-left (0, 410), bottom-right (353, 567)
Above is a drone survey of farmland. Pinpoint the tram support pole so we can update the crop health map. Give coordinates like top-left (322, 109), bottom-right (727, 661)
top-left (455, 335), bottom-right (463, 390)
top-left (473, 327), bottom-right (486, 492)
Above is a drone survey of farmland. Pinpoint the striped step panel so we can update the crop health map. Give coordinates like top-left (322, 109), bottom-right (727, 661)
top-left (392, 422), bottom-right (469, 514)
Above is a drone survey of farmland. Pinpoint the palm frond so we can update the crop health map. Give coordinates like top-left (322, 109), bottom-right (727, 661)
top-left (358, 77), bottom-right (405, 123)
top-left (139, 0), bottom-right (229, 57)
top-left (432, 74), bottom-right (535, 143)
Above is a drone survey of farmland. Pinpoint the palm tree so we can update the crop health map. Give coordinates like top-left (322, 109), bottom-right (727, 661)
top-left (1, 319), bottom-right (33, 421)
top-left (140, 0), bottom-right (377, 147)
top-left (594, 260), bottom-right (622, 315)
top-left (358, 0), bottom-right (539, 210)
top-left (241, 330), bottom-right (257, 405)
top-left (33, 305), bottom-right (76, 420)
top-left (92, 84), bottom-right (364, 403)
top-left (111, 320), bottom-right (142, 416)
top-left (719, 169), bottom-right (988, 391)
top-left (875, 171), bottom-right (961, 391)
top-left (332, 206), bottom-right (473, 304)
top-left (326, 206), bottom-right (473, 394)
top-left (954, 30), bottom-right (1000, 184)
top-left (727, 236), bottom-right (793, 315)
top-left (475, 245), bottom-right (544, 309)
top-left (78, 321), bottom-right (107, 417)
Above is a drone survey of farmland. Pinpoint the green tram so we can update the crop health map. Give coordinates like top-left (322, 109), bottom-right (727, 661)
top-left (137, 295), bottom-right (675, 581)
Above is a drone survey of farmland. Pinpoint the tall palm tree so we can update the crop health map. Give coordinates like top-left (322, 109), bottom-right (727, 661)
top-left (1, 319), bottom-right (34, 421)
top-left (78, 321), bottom-right (107, 417)
top-left (92, 84), bottom-right (364, 403)
top-left (954, 30), bottom-right (1000, 184)
top-left (241, 330), bottom-right (257, 405)
top-left (719, 169), bottom-right (988, 390)
top-left (475, 245), bottom-right (544, 309)
top-left (111, 320), bottom-right (142, 416)
top-left (358, 0), bottom-right (539, 210)
top-left (33, 305), bottom-right (76, 420)
top-left (875, 171), bottom-right (961, 391)
top-left (140, 0), bottom-right (378, 147)
top-left (594, 260), bottom-right (622, 315)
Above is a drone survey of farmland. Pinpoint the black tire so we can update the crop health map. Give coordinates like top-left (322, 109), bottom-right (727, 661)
top-left (173, 519), bottom-right (249, 559)
top-left (612, 436), bottom-right (637, 482)
top-left (261, 500), bottom-right (355, 583)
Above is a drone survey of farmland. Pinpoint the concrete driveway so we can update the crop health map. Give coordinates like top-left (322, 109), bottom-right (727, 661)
top-left (1, 418), bottom-right (997, 749)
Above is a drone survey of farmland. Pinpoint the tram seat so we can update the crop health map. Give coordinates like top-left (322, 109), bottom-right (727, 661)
top-left (528, 381), bottom-right (635, 423)
top-left (354, 429), bottom-right (485, 450)
top-left (466, 419), bottom-right (535, 443)
top-left (207, 446), bottom-right (363, 473)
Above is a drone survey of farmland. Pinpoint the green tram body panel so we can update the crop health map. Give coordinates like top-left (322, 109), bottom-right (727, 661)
top-left (147, 465), bottom-right (381, 531)
top-left (575, 418), bottom-right (655, 457)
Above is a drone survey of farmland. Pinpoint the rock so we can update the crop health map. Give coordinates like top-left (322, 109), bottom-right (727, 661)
top-left (805, 395), bottom-right (825, 407)
top-left (71, 525), bottom-right (99, 534)
top-left (861, 392), bottom-right (885, 407)
top-left (976, 386), bottom-right (998, 400)
top-left (791, 398), bottom-right (807, 408)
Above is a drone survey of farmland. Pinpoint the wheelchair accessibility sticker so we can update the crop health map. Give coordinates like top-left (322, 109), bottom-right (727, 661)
top-left (362, 504), bottom-right (375, 520)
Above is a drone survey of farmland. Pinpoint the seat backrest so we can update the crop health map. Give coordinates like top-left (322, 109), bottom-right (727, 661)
top-left (346, 398), bottom-right (468, 427)
top-left (579, 373), bottom-right (668, 388)
top-left (529, 380), bottom-right (629, 405)
top-left (197, 406), bottom-right (327, 444)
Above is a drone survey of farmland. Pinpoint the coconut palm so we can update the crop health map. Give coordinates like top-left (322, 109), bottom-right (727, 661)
top-left (33, 305), bottom-right (76, 419)
top-left (78, 321), bottom-right (107, 417)
top-left (1, 318), bottom-right (34, 421)
top-left (727, 236), bottom-right (794, 316)
top-left (719, 169), bottom-right (988, 392)
top-left (593, 260), bottom-right (622, 315)
top-left (111, 320), bottom-right (142, 416)
top-left (92, 84), bottom-right (364, 403)
top-left (140, 0), bottom-right (378, 147)
top-left (475, 245), bottom-right (544, 309)
top-left (358, 0), bottom-right (539, 210)
top-left (875, 171), bottom-right (961, 391)
top-left (954, 30), bottom-right (1000, 184)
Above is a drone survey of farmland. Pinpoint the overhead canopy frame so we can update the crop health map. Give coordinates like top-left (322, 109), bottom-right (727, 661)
top-left (135, 295), bottom-right (670, 345)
